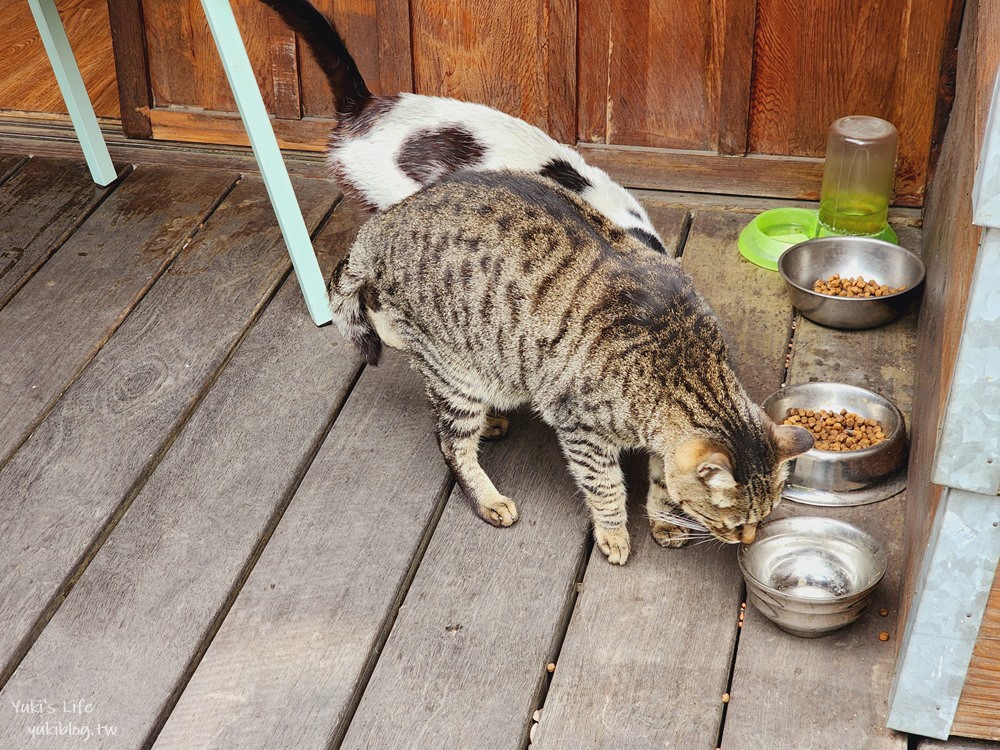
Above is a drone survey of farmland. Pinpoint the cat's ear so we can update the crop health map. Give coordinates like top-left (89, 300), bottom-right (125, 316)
top-left (697, 453), bottom-right (737, 490)
top-left (771, 423), bottom-right (814, 460)
top-left (676, 439), bottom-right (737, 489)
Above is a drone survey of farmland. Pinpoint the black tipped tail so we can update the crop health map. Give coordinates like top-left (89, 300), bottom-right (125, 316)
top-left (330, 259), bottom-right (383, 366)
top-left (258, 0), bottom-right (372, 118)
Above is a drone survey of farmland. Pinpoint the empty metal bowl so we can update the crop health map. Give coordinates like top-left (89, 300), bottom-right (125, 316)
top-left (762, 382), bottom-right (908, 506)
top-left (778, 236), bottom-right (925, 329)
top-left (738, 516), bottom-right (887, 637)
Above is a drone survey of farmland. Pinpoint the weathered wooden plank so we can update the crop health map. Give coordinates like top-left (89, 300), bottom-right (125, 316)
top-left (341, 414), bottom-right (588, 750)
top-left (533, 209), bottom-right (791, 749)
top-left (722, 228), bottom-right (921, 750)
top-left (0, 197), bottom-right (361, 748)
top-left (0, 165), bottom-right (235, 468)
top-left (0, 153), bottom-right (28, 185)
top-left (107, 0), bottom-right (154, 137)
top-left (0, 174), bottom-right (335, 687)
top-left (952, 559), bottom-right (1000, 741)
top-left (0, 156), bottom-right (128, 310)
top-left (154, 352), bottom-right (446, 750)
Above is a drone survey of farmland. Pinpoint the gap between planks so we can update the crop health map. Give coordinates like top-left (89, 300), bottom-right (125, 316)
top-left (0, 171), bottom-right (242, 476)
top-left (0, 177), bottom-right (337, 690)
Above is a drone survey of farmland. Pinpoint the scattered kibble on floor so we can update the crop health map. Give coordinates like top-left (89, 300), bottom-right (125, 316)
top-left (812, 273), bottom-right (906, 298)
top-left (782, 408), bottom-right (888, 452)
top-left (879, 608), bottom-right (889, 617)
top-left (879, 631), bottom-right (890, 641)
top-left (546, 662), bottom-right (556, 673)
top-left (722, 693), bottom-right (730, 703)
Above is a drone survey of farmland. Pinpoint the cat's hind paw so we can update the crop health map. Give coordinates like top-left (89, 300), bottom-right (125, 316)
top-left (595, 526), bottom-right (631, 565)
top-left (650, 519), bottom-right (690, 548)
top-left (477, 496), bottom-right (519, 527)
top-left (481, 415), bottom-right (510, 441)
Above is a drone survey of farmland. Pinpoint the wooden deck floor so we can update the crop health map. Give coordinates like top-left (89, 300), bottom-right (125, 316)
top-left (0, 153), bottom-right (990, 749)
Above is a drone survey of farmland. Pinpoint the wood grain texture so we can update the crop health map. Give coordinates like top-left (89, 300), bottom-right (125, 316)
top-left (0, 175), bottom-right (334, 689)
top-left (578, 0), bottom-right (726, 150)
top-left (0, 116), bottom-right (331, 176)
top-left (722, 228), bottom-right (920, 750)
top-left (681, 210), bottom-right (793, 404)
top-left (0, 192), bottom-right (358, 749)
top-left (0, 153), bottom-right (28, 185)
top-left (0, 165), bottom-right (234, 469)
top-left (340, 411), bottom-right (589, 750)
top-left (748, 0), bottom-right (956, 205)
top-left (410, 0), bottom-right (575, 141)
top-left (0, 156), bottom-right (126, 311)
top-left (107, 0), bottom-right (153, 136)
top-left (154, 353), bottom-right (446, 750)
top-left (149, 108), bottom-right (329, 152)
top-left (945, 10), bottom-right (1000, 735)
top-left (952, 560), bottom-right (1000, 740)
top-left (0, 0), bottom-right (120, 119)
top-left (375, 0), bottom-right (414, 94)
top-left (577, 144), bottom-right (829, 204)
top-left (717, 0), bottom-right (757, 154)
top-left (299, 0), bottom-right (379, 118)
top-left (900, 0), bottom-right (999, 648)
top-left (535, 207), bottom-right (790, 748)
top-left (143, 0), bottom-right (294, 113)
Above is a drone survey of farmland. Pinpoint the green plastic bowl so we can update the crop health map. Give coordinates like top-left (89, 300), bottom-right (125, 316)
top-left (738, 208), bottom-right (898, 271)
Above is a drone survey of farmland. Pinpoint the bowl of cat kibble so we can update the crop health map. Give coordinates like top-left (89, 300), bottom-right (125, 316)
top-left (762, 382), bottom-right (908, 506)
top-left (777, 236), bottom-right (925, 329)
top-left (738, 516), bottom-right (887, 637)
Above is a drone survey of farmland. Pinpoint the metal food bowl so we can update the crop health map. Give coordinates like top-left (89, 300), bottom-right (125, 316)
top-left (762, 382), bottom-right (908, 506)
top-left (778, 237), bottom-right (925, 329)
top-left (738, 516), bottom-right (887, 637)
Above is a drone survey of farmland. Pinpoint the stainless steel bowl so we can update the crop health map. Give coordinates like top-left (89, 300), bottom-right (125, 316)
top-left (778, 237), bottom-right (925, 329)
top-left (762, 382), bottom-right (908, 506)
top-left (738, 517), bottom-right (887, 637)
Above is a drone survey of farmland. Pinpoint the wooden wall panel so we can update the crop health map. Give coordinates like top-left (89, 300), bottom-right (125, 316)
top-left (300, 0), bottom-right (379, 118)
top-left (143, 0), bottom-right (295, 114)
top-left (578, 0), bottom-right (728, 150)
top-left (409, 0), bottom-right (575, 143)
top-left (897, 1), bottom-right (1000, 740)
top-left (952, 560), bottom-right (1000, 740)
top-left (749, 0), bottom-right (956, 205)
top-left (0, 0), bottom-right (120, 119)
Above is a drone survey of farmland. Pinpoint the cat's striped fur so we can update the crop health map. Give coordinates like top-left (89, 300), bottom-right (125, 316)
top-left (331, 171), bottom-right (813, 564)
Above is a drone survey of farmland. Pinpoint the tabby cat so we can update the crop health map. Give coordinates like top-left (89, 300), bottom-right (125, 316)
top-left (258, 0), bottom-right (667, 253)
top-left (331, 171), bottom-right (813, 564)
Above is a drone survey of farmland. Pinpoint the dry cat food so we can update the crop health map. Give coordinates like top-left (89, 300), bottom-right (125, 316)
top-left (812, 273), bottom-right (906, 298)
top-left (781, 408), bottom-right (888, 452)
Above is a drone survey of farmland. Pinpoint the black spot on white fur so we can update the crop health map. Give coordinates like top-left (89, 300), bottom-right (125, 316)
top-left (397, 126), bottom-right (486, 185)
top-left (628, 227), bottom-right (667, 255)
top-left (540, 159), bottom-right (592, 193)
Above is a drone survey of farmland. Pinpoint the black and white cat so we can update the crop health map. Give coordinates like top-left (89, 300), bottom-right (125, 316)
top-left (259, 0), bottom-right (667, 253)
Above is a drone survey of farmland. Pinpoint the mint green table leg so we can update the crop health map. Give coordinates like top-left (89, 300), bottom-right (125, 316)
top-left (198, 0), bottom-right (333, 326)
top-left (27, 0), bottom-right (116, 186)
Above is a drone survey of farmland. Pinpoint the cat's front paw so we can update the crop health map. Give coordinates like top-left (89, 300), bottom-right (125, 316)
top-left (481, 415), bottom-right (510, 441)
top-left (650, 519), bottom-right (690, 548)
top-left (595, 526), bottom-right (631, 565)
top-left (477, 496), bottom-right (519, 527)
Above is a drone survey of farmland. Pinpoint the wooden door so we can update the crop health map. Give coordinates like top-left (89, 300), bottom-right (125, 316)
top-left (102, 0), bottom-right (960, 206)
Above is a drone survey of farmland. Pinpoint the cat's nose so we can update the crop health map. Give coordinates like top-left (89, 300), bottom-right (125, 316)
top-left (738, 524), bottom-right (757, 544)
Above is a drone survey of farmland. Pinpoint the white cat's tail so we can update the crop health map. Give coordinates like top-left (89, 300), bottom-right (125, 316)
top-left (329, 258), bottom-right (382, 366)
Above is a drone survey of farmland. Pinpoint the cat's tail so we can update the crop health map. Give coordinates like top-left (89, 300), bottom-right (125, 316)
top-left (258, 0), bottom-right (372, 119)
top-left (329, 258), bottom-right (382, 366)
